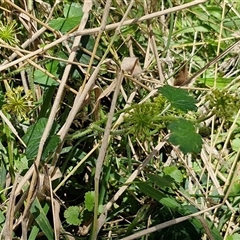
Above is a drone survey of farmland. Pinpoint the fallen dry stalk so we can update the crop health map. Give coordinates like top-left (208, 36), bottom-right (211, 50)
top-left (0, 0), bottom-right (207, 72)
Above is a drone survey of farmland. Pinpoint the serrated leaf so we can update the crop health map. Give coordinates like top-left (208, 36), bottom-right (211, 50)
top-left (22, 118), bottom-right (60, 160)
top-left (168, 119), bottom-right (202, 154)
top-left (64, 206), bottom-right (82, 226)
top-left (163, 166), bottom-right (183, 183)
top-left (159, 85), bottom-right (197, 112)
top-left (84, 191), bottom-right (95, 212)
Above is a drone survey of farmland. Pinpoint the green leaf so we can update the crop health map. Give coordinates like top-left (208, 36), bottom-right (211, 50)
top-left (48, 17), bottom-right (81, 33)
top-left (159, 85), bottom-right (197, 112)
top-left (0, 91), bottom-right (5, 108)
top-left (147, 174), bottom-right (175, 188)
top-left (136, 182), bottom-right (164, 201)
top-left (173, 26), bottom-right (209, 35)
top-left (198, 77), bottom-right (233, 88)
top-left (45, 60), bottom-right (59, 76)
top-left (49, 3), bottom-right (83, 33)
top-left (226, 233), bottom-right (240, 240)
top-left (127, 204), bottom-right (151, 234)
top-left (28, 225), bottom-right (40, 240)
top-left (168, 119), bottom-right (202, 154)
top-left (22, 118), bottom-right (60, 160)
top-left (30, 199), bottom-right (54, 240)
top-left (34, 70), bottom-right (59, 87)
top-left (63, 3), bottom-right (83, 18)
top-left (0, 210), bottom-right (5, 225)
top-left (163, 166), bottom-right (183, 183)
top-left (159, 197), bottom-right (180, 209)
top-left (64, 206), bottom-right (82, 226)
top-left (231, 138), bottom-right (240, 152)
top-left (85, 191), bottom-right (95, 212)
top-left (229, 182), bottom-right (240, 196)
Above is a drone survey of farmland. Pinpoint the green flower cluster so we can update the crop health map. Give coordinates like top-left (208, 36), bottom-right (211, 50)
top-left (0, 20), bottom-right (19, 46)
top-left (2, 87), bottom-right (33, 121)
top-left (123, 96), bottom-right (168, 140)
top-left (206, 89), bottom-right (240, 119)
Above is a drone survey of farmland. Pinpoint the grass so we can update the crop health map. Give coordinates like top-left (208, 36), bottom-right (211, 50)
top-left (1, 0), bottom-right (240, 239)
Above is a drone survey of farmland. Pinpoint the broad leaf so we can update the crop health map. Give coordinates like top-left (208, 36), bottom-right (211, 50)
top-left (63, 3), bottom-right (83, 18)
top-left (168, 119), bottom-right (202, 154)
top-left (49, 3), bottom-right (83, 33)
top-left (34, 70), bottom-right (58, 87)
top-left (64, 206), bottom-right (82, 226)
top-left (159, 85), bottom-right (197, 112)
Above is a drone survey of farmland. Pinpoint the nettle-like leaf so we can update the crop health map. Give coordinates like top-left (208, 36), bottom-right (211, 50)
top-left (84, 191), bottom-right (95, 212)
top-left (159, 85), bottom-right (197, 112)
top-left (168, 119), bottom-right (202, 154)
top-left (64, 206), bottom-right (82, 226)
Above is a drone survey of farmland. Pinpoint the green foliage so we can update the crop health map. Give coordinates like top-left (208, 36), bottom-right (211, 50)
top-left (136, 182), bottom-right (165, 201)
top-left (2, 86), bottom-right (33, 121)
top-left (226, 233), bottom-right (240, 240)
top-left (168, 119), bottom-right (203, 154)
top-left (30, 199), bottom-right (54, 240)
top-left (85, 191), bottom-right (95, 211)
top-left (159, 85), bottom-right (198, 112)
top-left (147, 173), bottom-right (175, 188)
top-left (34, 60), bottom-right (60, 86)
top-left (22, 118), bottom-right (60, 160)
top-left (163, 166), bottom-right (183, 183)
top-left (0, 91), bottom-right (5, 108)
top-left (34, 70), bottom-right (58, 86)
top-left (206, 89), bottom-right (240, 119)
top-left (124, 103), bottom-right (162, 139)
top-left (64, 206), bottom-right (82, 226)
top-left (0, 20), bottom-right (19, 46)
top-left (1, 0), bottom-right (240, 239)
top-left (49, 3), bottom-right (83, 33)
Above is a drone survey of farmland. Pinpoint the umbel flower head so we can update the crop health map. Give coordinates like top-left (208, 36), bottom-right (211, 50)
top-left (0, 20), bottom-right (19, 46)
top-left (2, 86), bottom-right (33, 121)
top-left (206, 89), bottom-right (240, 119)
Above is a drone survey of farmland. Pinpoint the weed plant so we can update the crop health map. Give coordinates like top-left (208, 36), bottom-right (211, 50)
top-left (1, 0), bottom-right (240, 239)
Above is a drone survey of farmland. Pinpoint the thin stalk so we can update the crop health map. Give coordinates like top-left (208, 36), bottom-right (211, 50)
top-left (92, 70), bottom-right (124, 240)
